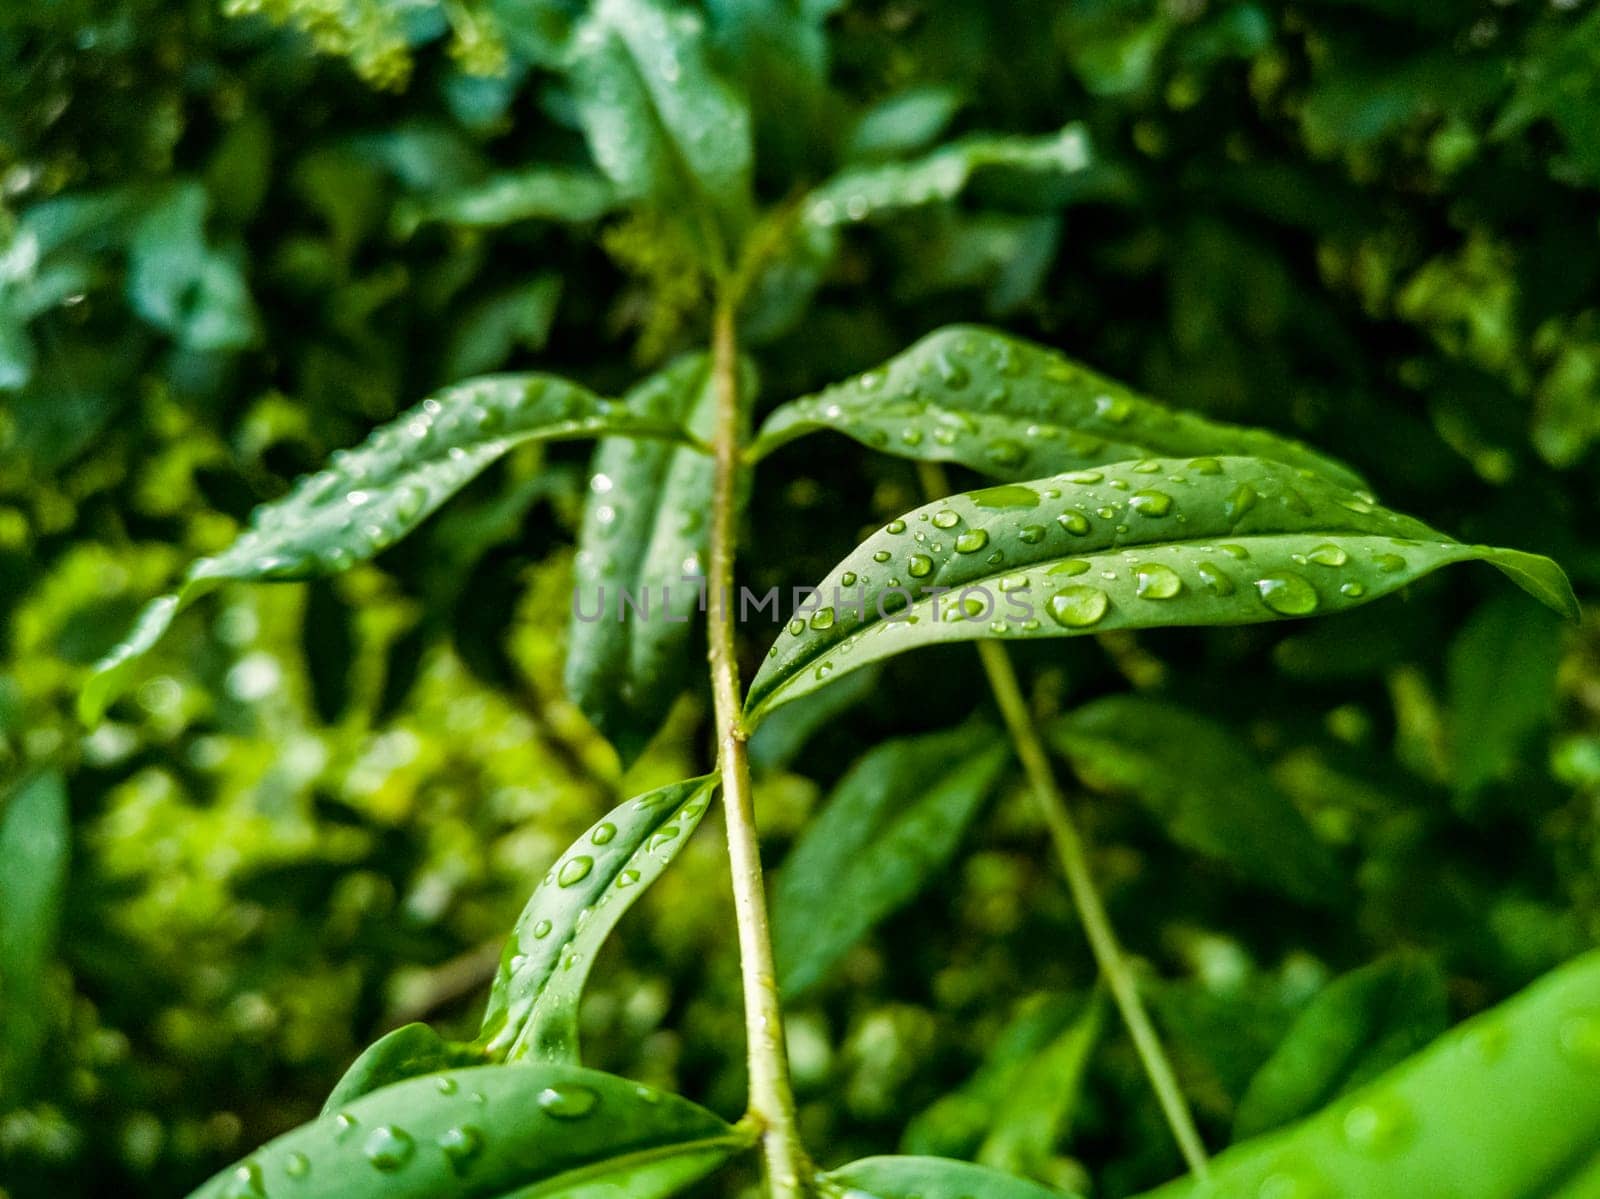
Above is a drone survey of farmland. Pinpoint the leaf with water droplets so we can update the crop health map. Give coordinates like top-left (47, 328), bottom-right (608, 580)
top-left (1135, 948), bottom-right (1600, 1199)
top-left (477, 775), bottom-right (717, 1064)
top-left (820, 1155), bottom-right (1073, 1199)
top-left (1233, 955), bottom-right (1449, 1141)
top-left (1048, 697), bottom-right (1341, 903)
top-left (744, 456), bottom-right (1576, 723)
top-left (395, 167), bottom-right (617, 233)
top-left (566, 354), bottom-right (752, 759)
top-left (0, 770), bottom-right (68, 1103)
top-left (772, 724), bottom-right (1008, 998)
top-left (184, 1063), bottom-right (751, 1199)
top-left (748, 325), bottom-right (1363, 487)
top-left (321, 1024), bottom-right (485, 1115)
top-left (80, 374), bottom-right (702, 725)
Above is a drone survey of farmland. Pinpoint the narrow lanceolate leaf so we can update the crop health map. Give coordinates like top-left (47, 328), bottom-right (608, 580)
top-left (1048, 697), bottom-right (1340, 903)
top-left (821, 1156), bottom-right (1075, 1199)
top-left (772, 725), bottom-right (1009, 998)
top-left (744, 456), bottom-right (1576, 724)
top-left (321, 1024), bottom-right (485, 1114)
top-left (565, 355), bottom-right (739, 759)
top-left (976, 993), bottom-right (1103, 1178)
top-left (81, 374), bottom-right (701, 724)
top-left (187, 1065), bottom-right (751, 1199)
top-left (1233, 954), bottom-right (1448, 1141)
top-left (0, 770), bottom-right (69, 1103)
top-left (1136, 948), bottom-right (1600, 1199)
top-left (748, 326), bottom-right (1363, 488)
top-left (477, 776), bottom-right (717, 1063)
top-left (396, 167), bottom-right (617, 232)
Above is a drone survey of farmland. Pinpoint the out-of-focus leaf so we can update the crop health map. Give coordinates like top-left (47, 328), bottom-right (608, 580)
top-left (396, 167), bottom-right (617, 233)
top-left (126, 182), bottom-right (258, 351)
top-left (747, 662), bottom-right (882, 774)
top-left (745, 456), bottom-right (1576, 722)
top-left (704, 0), bottom-right (832, 178)
top-left (1137, 949), bottom-right (1600, 1198)
top-left (977, 992), bottom-right (1103, 1177)
top-left (773, 724), bottom-right (1009, 998)
top-left (1494, 9), bottom-right (1600, 185)
top-left (186, 1065), bottom-right (751, 1199)
top-left (1049, 697), bottom-right (1340, 903)
top-left (0, 769), bottom-right (69, 1103)
top-left (478, 776), bottom-right (717, 1063)
top-left (844, 85), bottom-right (965, 162)
top-left (1233, 955), bottom-right (1448, 1141)
top-left (82, 374), bottom-right (704, 724)
top-left (320, 1024), bottom-right (484, 1114)
top-left (822, 1155), bottom-right (1074, 1199)
top-left (748, 326), bottom-right (1364, 487)
top-left (443, 274), bottom-right (562, 378)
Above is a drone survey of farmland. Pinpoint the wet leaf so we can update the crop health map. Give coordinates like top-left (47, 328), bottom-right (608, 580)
top-left (976, 992), bottom-right (1103, 1177)
top-left (822, 1155), bottom-right (1074, 1199)
top-left (396, 167), bottom-right (617, 232)
top-left (321, 1024), bottom-right (485, 1114)
top-left (0, 770), bottom-right (69, 1103)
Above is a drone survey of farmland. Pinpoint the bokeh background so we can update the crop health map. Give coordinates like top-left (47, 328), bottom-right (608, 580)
top-left (2, 1), bottom-right (1598, 1196)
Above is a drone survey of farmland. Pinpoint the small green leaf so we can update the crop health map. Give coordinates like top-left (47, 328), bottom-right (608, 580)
top-left (821, 1155), bottom-right (1075, 1199)
top-left (1233, 955), bottom-right (1449, 1141)
top-left (748, 325), bottom-right (1363, 488)
top-left (477, 776), bottom-right (718, 1063)
top-left (444, 274), bottom-right (563, 378)
top-left (81, 373), bottom-right (702, 725)
top-left (1136, 949), bottom-right (1600, 1199)
top-left (745, 456), bottom-right (1576, 723)
top-left (396, 167), bottom-right (617, 232)
top-left (773, 725), bottom-right (1009, 998)
top-left (186, 1064), bottom-right (751, 1199)
top-left (0, 770), bottom-right (69, 1103)
top-left (321, 1024), bottom-right (485, 1115)
top-left (1048, 697), bottom-right (1340, 903)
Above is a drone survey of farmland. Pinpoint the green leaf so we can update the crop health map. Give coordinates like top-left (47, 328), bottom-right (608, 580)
top-left (126, 181), bottom-right (259, 352)
top-left (1048, 697), bottom-right (1340, 903)
top-left (744, 456), bottom-right (1576, 723)
top-left (1233, 955), bottom-right (1449, 1141)
top-left (0, 770), bottom-right (69, 1103)
top-left (186, 1064), bottom-right (751, 1199)
top-left (477, 776), bottom-right (718, 1063)
top-left (772, 724), bottom-right (1009, 998)
top-left (81, 373), bottom-right (703, 724)
top-left (747, 662), bottom-right (883, 774)
top-left (750, 326), bottom-right (1363, 487)
top-left (395, 167), bottom-right (617, 232)
top-left (444, 274), bottom-right (563, 378)
top-left (1135, 949), bottom-right (1600, 1199)
top-left (821, 1155), bottom-right (1075, 1199)
top-left (976, 992), bottom-right (1103, 1177)
top-left (843, 85), bottom-right (965, 162)
top-left (321, 1024), bottom-right (485, 1115)
top-left (566, 0), bottom-right (753, 249)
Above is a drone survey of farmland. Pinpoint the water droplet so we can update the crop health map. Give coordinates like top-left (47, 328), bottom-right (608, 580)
top-left (1135, 563), bottom-right (1184, 599)
top-left (617, 868), bottom-right (641, 887)
top-left (1373, 553), bottom-right (1406, 573)
top-left (1017, 525), bottom-right (1046, 545)
top-left (998, 575), bottom-right (1030, 592)
top-left (438, 1125), bottom-right (484, 1173)
top-left (1048, 586), bottom-right (1110, 628)
top-left (810, 607), bottom-right (836, 630)
top-left (1130, 490), bottom-right (1173, 517)
top-left (1339, 581), bottom-right (1366, 598)
top-left (971, 484), bottom-right (1039, 509)
top-left (1256, 1167), bottom-right (1331, 1199)
top-left (1307, 543), bottom-right (1349, 567)
top-left (1281, 488), bottom-right (1314, 516)
top-left (1195, 562), bottom-right (1234, 595)
top-left (224, 1162), bottom-right (266, 1198)
top-left (1225, 483), bottom-right (1258, 521)
top-left (1219, 543), bottom-right (1251, 560)
top-left (284, 1151), bottom-right (311, 1179)
top-left (931, 510), bottom-right (960, 529)
top-left (394, 485), bottom-right (427, 522)
top-left (1341, 1096), bottom-right (1411, 1155)
top-left (558, 856), bottom-right (594, 887)
top-left (364, 1125), bottom-right (416, 1172)
top-left (934, 352), bottom-right (969, 388)
top-left (840, 571), bottom-right (858, 586)
top-left (908, 554), bottom-right (934, 578)
top-left (872, 550), bottom-right (891, 564)
top-left (1189, 457), bottom-right (1223, 475)
top-left (1256, 573), bottom-right (1319, 616)
top-left (1050, 560), bottom-right (1090, 577)
top-left (886, 519), bottom-right (907, 534)
top-left (986, 439), bottom-right (1025, 467)
top-left (1094, 394), bottom-right (1132, 423)
top-left (334, 1113), bottom-right (359, 1141)
top-left (955, 530), bottom-right (989, 553)
top-left (538, 1084), bottom-right (600, 1119)
top-left (591, 822), bottom-right (617, 845)
top-left (436, 1075), bottom-right (460, 1094)
top-left (1096, 506), bottom-right (1117, 520)
top-left (1057, 511), bottom-right (1091, 536)
top-left (1061, 470), bottom-right (1103, 484)
top-left (788, 618), bottom-right (806, 635)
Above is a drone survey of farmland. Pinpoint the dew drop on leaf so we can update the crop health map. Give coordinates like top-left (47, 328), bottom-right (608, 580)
top-left (437, 1125), bottom-right (484, 1173)
top-left (1130, 489), bottom-right (1173, 517)
top-left (1256, 573), bottom-right (1319, 616)
top-left (970, 484), bottom-right (1039, 509)
top-left (1048, 586), bottom-right (1110, 628)
top-left (557, 856), bottom-right (594, 887)
top-left (1307, 543), bottom-right (1349, 566)
top-left (810, 607), bottom-right (836, 630)
top-left (908, 555), bottom-right (934, 578)
top-left (1196, 562), bottom-right (1234, 596)
top-left (537, 1084), bottom-right (600, 1119)
top-left (954, 530), bottom-right (989, 553)
top-left (363, 1125), bottom-right (415, 1172)
top-left (283, 1151), bottom-right (310, 1179)
top-left (1135, 563), bottom-right (1183, 599)
top-left (590, 822), bottom-right (617, 845)
top-left (932, 510), bottom-right (960, 529)
top-left (1057, 511), bottom-right (1091, 535)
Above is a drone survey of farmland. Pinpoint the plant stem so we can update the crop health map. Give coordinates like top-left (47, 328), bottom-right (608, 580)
top-left (917, 461), bottom-right (1211, 1182)
top-left (707, 298), bottom-right (809, 1199)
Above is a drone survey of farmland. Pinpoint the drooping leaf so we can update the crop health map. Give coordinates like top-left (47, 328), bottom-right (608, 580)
top-left (821, 1155), bottom-right (1075, 1199)
top-left (186, 1064), bottom-right (751, 1199)
top-left (749, 326), bottom-right (1364, 488)
top-left (772, 724), bottom-right (1009, 998)
top-left (81, 374), bottom-right (703, 724)
top-left (395, 167), bottom-right (617, 232)
top-left (1135, 949), bottom-right (1600, 1199)
top-left (320, 1024), bottom-right (485, 1115)
top-left (1232, 955), bottom-right (1449, 1141)
top-left (477, 776), bottom-right (718, 1063)
top-left (0, 769), bottom-right (69, 1103)
top-left (744, 456), bottom-right (1576, 723)
top-left (564, 354), bottom-right (745, 759)
top-left (1048, 697), bottom-right (1340, 903)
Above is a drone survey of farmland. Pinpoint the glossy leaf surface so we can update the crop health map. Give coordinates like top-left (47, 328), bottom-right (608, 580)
top-left (1049, 697), bottom-right (1340, 903)
top-left (749, 326), bottom-right (1364, 487)
top-left (0, 770), bottom-right (69, 1101)
top-left (1138, 949), bottom-right (1600, 1199)
top-left (186, 1064), bottom-right (749, 1199)
top-left (772, 725), bottom-right (1008, 998)
top-left (81, 374), bottom-right (701, 724)
top-left (822, 1155), bottom-right (1075, 1199)
top-left (478, 776), bottom-right (717, 1063)
top-left (321, 1024), bottom-right (485, 1115)
top-left (396, 167), bottom-right (617, 231)
top-left (1233, 955), bottom-right (1448, 1141)
top-left (745, 456), bottom-right (1576, 722)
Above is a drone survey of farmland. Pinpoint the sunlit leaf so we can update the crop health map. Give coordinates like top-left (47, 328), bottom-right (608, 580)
top-left (1136, 949), bottom-right (1600, 1198)
top-left (748, 326), bottom-right (1364, 487)
top-left (186, 1064), bottom-right (751, 1199)
top-left (81, 374), bottom-right (704, 724)
top-left (745, 456), bottom-right (1575, 723)
top-left (772, 725), bottom-right (1008, 998)
top-left (477, 776), bottom-right (718, 1063)
top-left (0, 769), bottom-right (69, 1103)
top-left (822, 1155), bottom-right (1074, 1199)
top-left (321, 1024), bottom-right (484, 1114)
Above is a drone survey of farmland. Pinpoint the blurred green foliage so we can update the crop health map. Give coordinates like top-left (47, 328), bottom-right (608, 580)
top-left (1, 0), bottom-right (1598, 1196)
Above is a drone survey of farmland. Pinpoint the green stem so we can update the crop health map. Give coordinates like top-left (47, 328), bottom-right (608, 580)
top-left (708, 299), bottom-right (810, 1199)
top-left (918, 461), bottom-right (1211, 1182)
